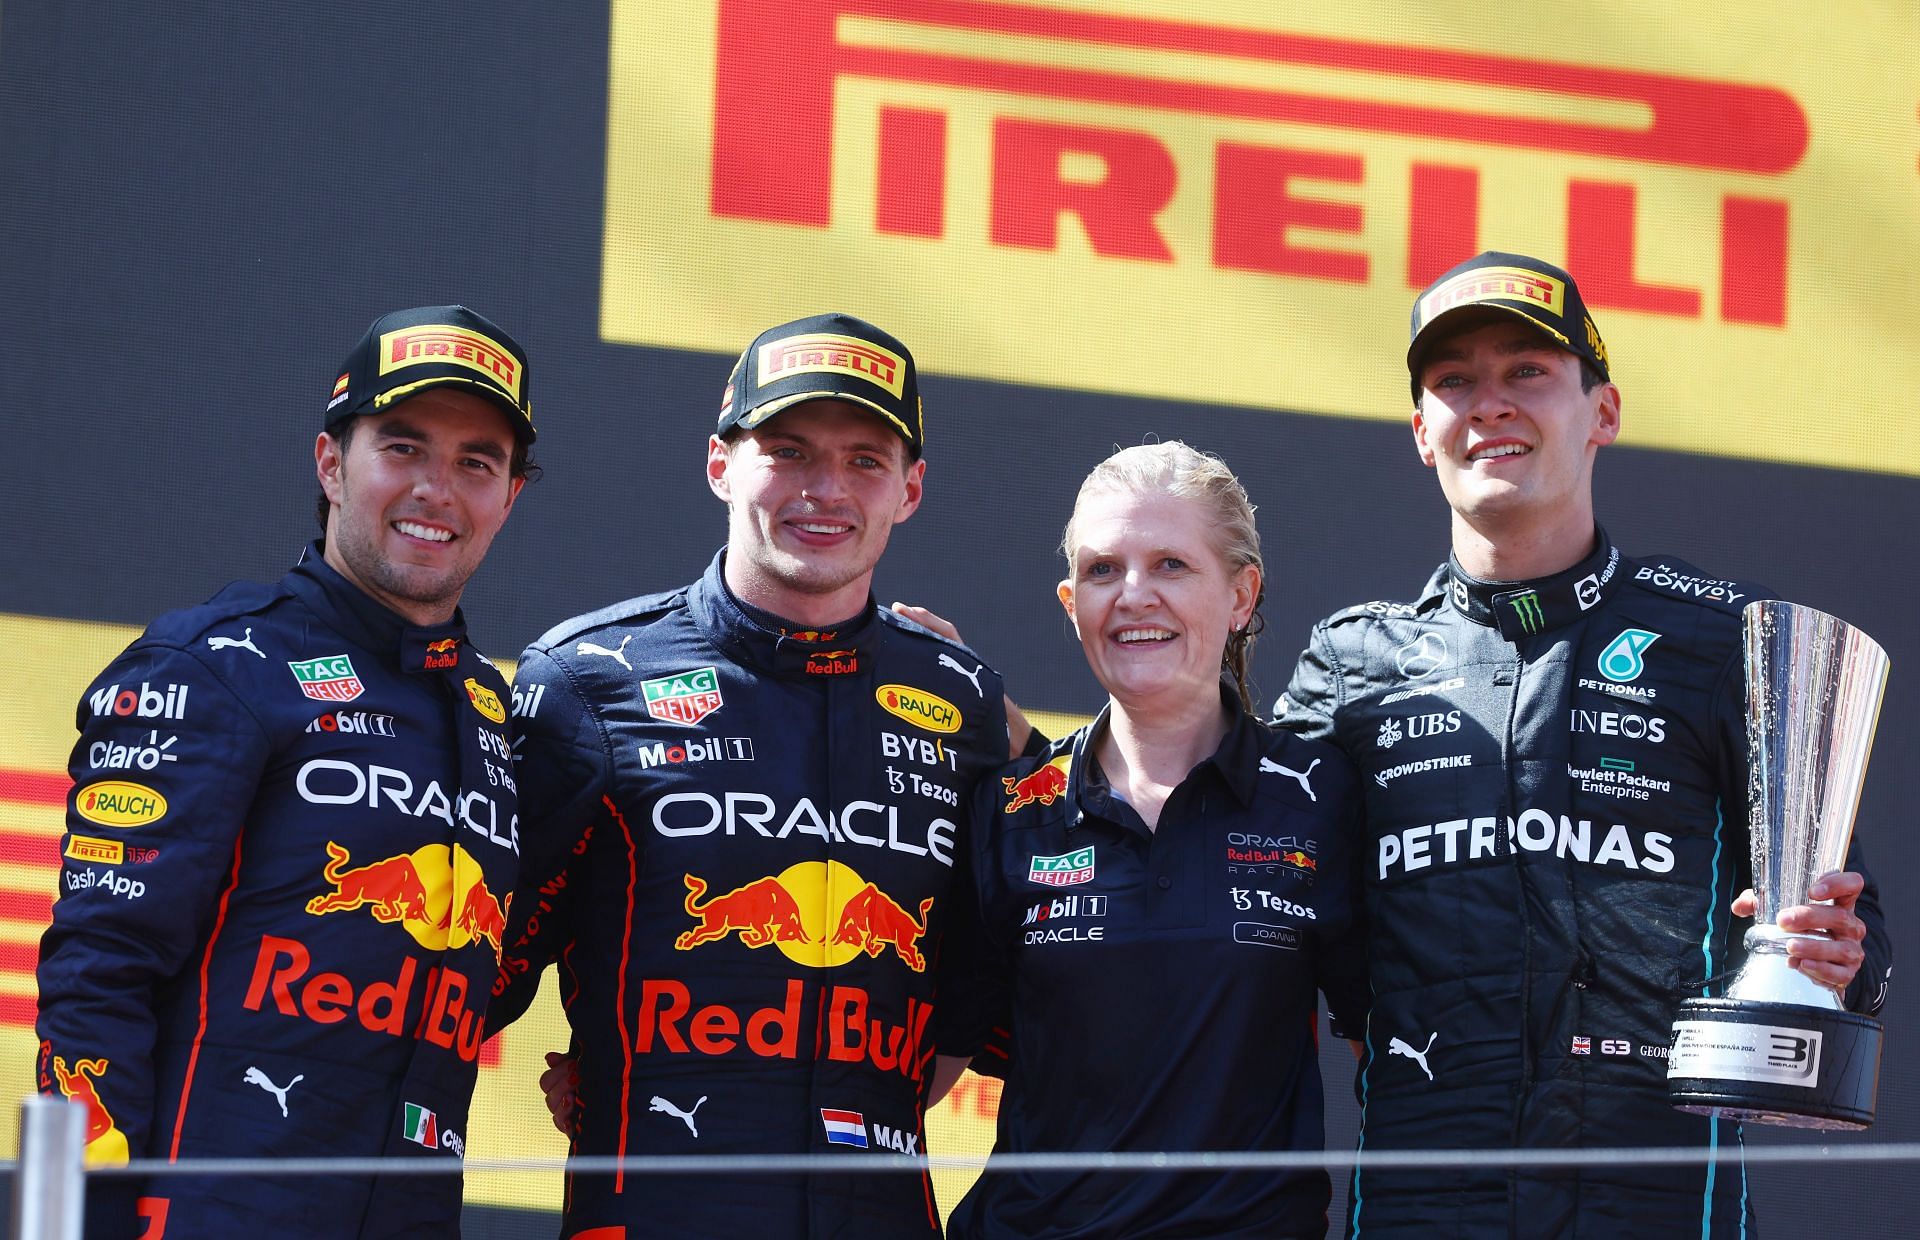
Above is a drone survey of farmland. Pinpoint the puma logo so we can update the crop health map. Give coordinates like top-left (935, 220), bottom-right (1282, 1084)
top-left (1259, 756), bottom-right (1320, 802)
top-left (243, 1066), bottom-right (304, 1117)
top-left (207, 627), bottom-right (265, 658)
top-left (577, 634), bottom-right (634, 672)
top-left (649, 1094), bottom-right (707, 1138)
top-left (937, 652), bottom-right (984, 697)
top-left (1388, 1032), bottom-right (1438, 1082)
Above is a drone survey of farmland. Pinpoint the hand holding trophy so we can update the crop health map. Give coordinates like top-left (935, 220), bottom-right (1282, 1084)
top-left (1668, 600), bottom-right (1890, 1130)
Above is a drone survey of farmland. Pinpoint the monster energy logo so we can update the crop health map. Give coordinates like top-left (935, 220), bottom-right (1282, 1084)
top-left (1506, 590), bottom-right (1545, 634)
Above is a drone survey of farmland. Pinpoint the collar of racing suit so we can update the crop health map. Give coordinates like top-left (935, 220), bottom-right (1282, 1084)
top-left (288, 540), bottom-right (501, 797)
top-left (1063, 681), bottom-right (1263, 834)
top-left (1444, 526), bottom-right (1626, 641)
top-left (692, 547), bottom-right (880, 681)
top-left (290, 539), bottom-right (474, 668)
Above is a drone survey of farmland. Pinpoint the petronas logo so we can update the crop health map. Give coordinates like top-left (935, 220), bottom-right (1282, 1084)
top-left (1598, 629), bottom-right (1661, 682)
top-left (1507, 590), bottom-right (1545, 634)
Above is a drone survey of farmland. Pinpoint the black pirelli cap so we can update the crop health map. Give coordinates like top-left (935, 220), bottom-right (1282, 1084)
top-left (1407, 252), bottom-right (1609, 401)
top-left (717, 312), bottom-right (923, 458)
top-left (326, 304), bottom-right (534, 441)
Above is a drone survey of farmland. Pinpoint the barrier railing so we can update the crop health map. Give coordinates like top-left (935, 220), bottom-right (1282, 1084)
top-left (12, 1094), bottom-right (1920, 1238)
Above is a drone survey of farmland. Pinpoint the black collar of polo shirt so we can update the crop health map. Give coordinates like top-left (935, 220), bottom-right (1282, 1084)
top-left (690, 547), bottom-right (879, 681)
top-left (1065, 682), bottom-right (1262, 833)
top-left (1445, 527), bottom-right (1624, 641)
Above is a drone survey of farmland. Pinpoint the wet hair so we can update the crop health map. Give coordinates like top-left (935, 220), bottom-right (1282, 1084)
top-left (313, 416), bottom-right (541, 538)
top-left (1060, 441), bottom-right (1266, 712)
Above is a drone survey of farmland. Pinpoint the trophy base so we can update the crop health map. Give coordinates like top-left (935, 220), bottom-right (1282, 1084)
top-left (1667, 998), bottom-right (1881, 1130)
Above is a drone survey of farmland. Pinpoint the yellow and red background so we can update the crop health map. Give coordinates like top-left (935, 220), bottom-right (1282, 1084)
top-left (3, 1), bottom-right (1916, 1231)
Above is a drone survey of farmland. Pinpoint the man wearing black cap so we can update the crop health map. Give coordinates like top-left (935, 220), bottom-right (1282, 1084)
top-left (489, 312), bottom-right (1014, 1237)
top-left (36, 305), bottom-right (535, 1236)
top-left (1276, 254), bottom-right (1892, 1237)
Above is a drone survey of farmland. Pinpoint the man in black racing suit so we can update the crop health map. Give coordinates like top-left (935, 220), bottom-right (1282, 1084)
top-left (1276, 252), bottom-right (1891, 1238)
top-left (488, 313), bottom-right (1016, 1238)
top-left (35, 304), bottom-right (536, 1237)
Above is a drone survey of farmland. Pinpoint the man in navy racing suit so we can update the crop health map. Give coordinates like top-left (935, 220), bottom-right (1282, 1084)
top-left (1275, 253), bottom-right (1891, 1238)
top-left (35, 305), bottom-right (536, 1237)
top-left (489, 312), bottom-right (1017, 1238)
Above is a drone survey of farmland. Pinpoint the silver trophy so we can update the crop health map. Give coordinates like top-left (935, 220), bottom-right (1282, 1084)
top-left (1668, 600), bottom-right (1889, 1129)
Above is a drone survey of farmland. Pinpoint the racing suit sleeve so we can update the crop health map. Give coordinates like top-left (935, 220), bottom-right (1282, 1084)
top-left (1712, 642), bottom-right (1892, 1014)
top-left (1316, 792), bottom-right (1372, 1042)
top-left (35, 642), bottom-right (269, 1217)
top-left (933, 774), bottom-right (1015, 1080)
top-left (489, 645), bottom-right (612, 1032)
top-left (1272, 624), bottom-right (1342, 743)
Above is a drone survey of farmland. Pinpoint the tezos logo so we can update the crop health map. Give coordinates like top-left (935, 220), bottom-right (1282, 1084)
top-left (1597, 629), bottom-right (1660, 683)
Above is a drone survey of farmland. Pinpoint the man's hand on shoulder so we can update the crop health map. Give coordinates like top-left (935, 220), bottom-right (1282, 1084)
top-left (891, 602), bottom-right (1033, 757)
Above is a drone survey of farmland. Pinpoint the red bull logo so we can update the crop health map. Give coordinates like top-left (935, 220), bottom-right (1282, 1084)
top-left (453, 875), bottom-right (512, 956)
top-left (675, 873), bottom-right (810, 950)
top-left (1281, 849), bottom-right (1318, 873)
top-left (49, 1054), bottom-right (130, 1166)
top-left (244, 932), bottom-right (485, 1061)
top-left (423, 638), bottom-right (459, 670)
top-left (306, 840), bottom-right (509, 958)
top-left (1003, 754), bottom-right (1072, 813)
top-left (803, 649), bottom-right (860, 676)
top-left (830, 883), bottom-right (933, 972)
top-left (635, 977), bottom-right (933, 1079)
top-left (675, 862), bottom-right (933, 971)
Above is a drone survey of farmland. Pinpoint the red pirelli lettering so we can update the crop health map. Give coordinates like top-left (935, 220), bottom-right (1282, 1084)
top-left (713, 0), bottom-right (1807, 230)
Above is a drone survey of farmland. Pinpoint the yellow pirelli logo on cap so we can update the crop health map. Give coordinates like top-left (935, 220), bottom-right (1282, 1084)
top-left (756, 334), bottom-right (906, 400)
top-left (1418, 267), bottom-right (1567, 330)
top-left (378, 325), bottom-right (523, 401)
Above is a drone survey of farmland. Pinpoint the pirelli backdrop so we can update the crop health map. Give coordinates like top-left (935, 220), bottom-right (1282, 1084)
top-left (2, 1), bottom-right (1916, 1233)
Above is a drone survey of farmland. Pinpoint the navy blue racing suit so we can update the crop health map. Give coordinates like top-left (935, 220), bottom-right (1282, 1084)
top-left (489, 549), bottom-right (1010, 1238)
top-left (1276, 529), bottom-right (1891, 1238)
top-left (36, 544), bottom-right (521, 1238)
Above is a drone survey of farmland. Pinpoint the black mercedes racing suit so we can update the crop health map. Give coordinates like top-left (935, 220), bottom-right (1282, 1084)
top-left (1276, 529), bottom-right (1891, 1239)
top-left (489, 548), bottom-right (1010, 1238)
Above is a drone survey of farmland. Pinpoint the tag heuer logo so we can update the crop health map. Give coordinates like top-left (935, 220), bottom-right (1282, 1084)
top-left (288, 654), bottom-right (364, 702)
top-left (641, 666), bottom-right (724, 726)
top-left (1028, 846), bottom-right (1095, 887)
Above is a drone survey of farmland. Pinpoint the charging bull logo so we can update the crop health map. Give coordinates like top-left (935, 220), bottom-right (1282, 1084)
top-left (306, 840), bottom-right (511, 958)
top-left (831, 883), bottom-right (934, 972)
top-left (1003, 754), bottom-right (1072, 813)
top-left (677, 862), bottom-right (932, 971)
top-left (676, 873), bottom-right (811, 950)
top-left (50, 1055), bottom-right (130, 1165)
